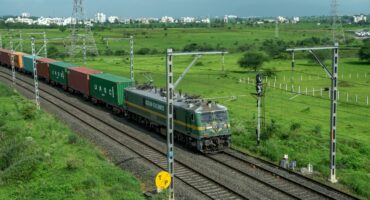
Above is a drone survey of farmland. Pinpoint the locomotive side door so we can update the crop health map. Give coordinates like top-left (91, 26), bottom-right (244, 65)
top-left (185, 112), bottom-right (193, 134)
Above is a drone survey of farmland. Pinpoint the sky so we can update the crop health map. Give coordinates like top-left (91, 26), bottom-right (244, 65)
top-left (0, 0), bottom-right (369, 18)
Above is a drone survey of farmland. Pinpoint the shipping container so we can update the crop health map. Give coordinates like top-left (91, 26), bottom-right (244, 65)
top-left (0, 48), bottom-right (12, 67)
top-left (49, 62), bottom-right (78, 87)
top-left (13, 52), bottom-right (26, 70)
top-left (36, 58), bottom-right (58, 81)
top-left (89, 73), bottom-right (133, 108)
top-left (22, 55), bottom-right (42, 74)
top-left (68, 67), bottom-right (102, 97)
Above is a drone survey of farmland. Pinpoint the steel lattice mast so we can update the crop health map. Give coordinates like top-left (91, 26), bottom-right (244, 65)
top-left (68, 0), bottom-right (99, 58)
top-left (331, 0), bottom-right (345, 43)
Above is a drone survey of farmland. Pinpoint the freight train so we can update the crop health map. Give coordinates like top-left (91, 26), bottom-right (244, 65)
top-left (0, 48), bottom-right (231, 153)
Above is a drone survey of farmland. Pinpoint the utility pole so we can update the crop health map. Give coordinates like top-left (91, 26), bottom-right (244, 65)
top-left (31, 37), bottom-right (41, 110)
top-left (0, 33), bottom-right (3, 48)
top-left (25, 32), bottom-right (48, 58)
top-left (166, 49), bottom-right (175, 200)
top-left (256, 73), bottom-right (263, 145)
top-left (103, 36), bottom-right (135, 81)
top-left (9, 36), bottom-right (16, 87)
top-left (83, 35), bottom-right (87, 64)
top-left (275, 19), bottom-right (279, 38)
top-left (130, 36), bottom-right (134, 81)
top-left (19, 31), bottom-right (23, 52)
top-left (43, 32), bottom-right (48, 58)
top-left (165, 50), bottom-right (228, 200)
top-left (287, 43), bottom-right (339, 183)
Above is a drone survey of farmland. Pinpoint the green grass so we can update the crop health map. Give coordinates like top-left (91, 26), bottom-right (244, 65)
top-left (0, 83), bottom-right (145, 200)
top-left (1, 24), bottom-right (369, 198)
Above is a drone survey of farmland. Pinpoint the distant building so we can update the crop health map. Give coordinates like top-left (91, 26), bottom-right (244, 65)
top-left (181, 17), bottom-right (195, 23)
top-left (160, 16), bottom-right (175, 23)
top-left (277, 16), bottom-right (287, 23)
top-left (95, 13), bottom-right (106, 23)
top-left (292, 17), bottom-right (300, 24)
top-left (108, 16), bottom-right (119, 23)
top-left (201, 18), bottom-right (210, 24)
top-left (353, 15), bottom-right (367, 23)
top-left (21, 12), bottom-right (31, 18)
top-left (224, 15), bottom-right (229, 23)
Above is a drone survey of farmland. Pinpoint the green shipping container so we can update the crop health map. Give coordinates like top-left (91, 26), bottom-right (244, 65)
top-left (23, 55), bottom-right (42, 73)
top-left (89, 73), bottom-right (133, 108)
top-left (50, 62), bottom-right (78, 86)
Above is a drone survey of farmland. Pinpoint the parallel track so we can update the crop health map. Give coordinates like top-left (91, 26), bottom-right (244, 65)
top-left (0, 68), bottom-right (359, 200)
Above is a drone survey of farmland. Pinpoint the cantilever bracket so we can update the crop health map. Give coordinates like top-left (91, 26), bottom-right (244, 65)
top-left (308, 50), bottom-right (333, 78)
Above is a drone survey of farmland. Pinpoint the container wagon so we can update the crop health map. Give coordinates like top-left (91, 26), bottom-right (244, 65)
top-left (36, 58), bottom-right (58, 82)
top-left (89, 73), bottom-right (134, 114)
top-left (22, 55), bottom-right (42, 74)
top-left (68, 67), bottom-right (102, 98)
top-left (49, 62), bottom-right (78, 89)
top-left (0, 48), bottom-right (12, 67)
top-left (13, 52), bottom-right (26, 70)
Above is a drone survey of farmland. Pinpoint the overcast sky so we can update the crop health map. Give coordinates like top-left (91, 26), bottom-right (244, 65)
top-left (0, 0), bottom-right (369, 18)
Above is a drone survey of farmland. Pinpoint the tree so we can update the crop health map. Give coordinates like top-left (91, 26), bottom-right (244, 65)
top-left (238, 52), bottom-right (269, 71)
top-left (59, 26), bottom-right (67, 32)
top-left (359, 39), bottom-right (370, 63)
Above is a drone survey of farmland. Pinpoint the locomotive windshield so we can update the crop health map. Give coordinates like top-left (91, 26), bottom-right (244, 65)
top-left (201, 111), bottom-right (228, 123)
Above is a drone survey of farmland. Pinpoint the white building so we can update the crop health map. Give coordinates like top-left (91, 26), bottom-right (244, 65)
top-left (95, 13), bottom-right (106, 23)
top-left (224, 15), bottom-right (229, 23)
top-left (201, 18), bottom-right (210, 24)
top-left (160, 16), bottom-right (175, 23)
top-left (108, 16), bottom-right (119, 23)
top-left (181, 17), bottom-right (195, 23)
top-left (277, 16), bottom-right (287, 23)
top-left (21, 12), bottom-right (31, 18)
top-left (353, 15), bottom-right (367, 23)
top-left (292, 17), bottom-right (300, 24)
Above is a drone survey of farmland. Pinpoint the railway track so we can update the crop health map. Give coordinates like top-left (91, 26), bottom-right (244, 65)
top-left (207, 150), bottom-right (358, 200)
top-left (0, 68), bottom-right (359, 200)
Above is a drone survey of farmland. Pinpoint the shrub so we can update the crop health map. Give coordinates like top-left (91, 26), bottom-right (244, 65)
top-left (136, 48), bottom-right (151, 55)
top-left (20, 103), bottom-right (37, 120)
top-left (67, 134), bottom-right (78, 144)
top-left (290, 122), bottom-right (301, 131)
top-left (83, 176), bottom-right (98, 189)
top-left (114, 50), bottom-right (126, 56)
top-left (0, 156), bottom-right (41, 183)
top-left (312, 125), bottom-right (321, 135)
top-left (238, 51), bottom-right (269, 71)
top-left (66, 158), bottom-right (80, 171)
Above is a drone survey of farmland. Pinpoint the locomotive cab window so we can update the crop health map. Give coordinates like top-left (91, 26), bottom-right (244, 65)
top-left (215, 111), bottom-right (227, 121)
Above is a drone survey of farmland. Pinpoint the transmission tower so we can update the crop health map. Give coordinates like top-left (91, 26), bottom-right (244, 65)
top-left (67, 0), bottom-right (99, 58)
top-left (331, 0), bottom-right (345, 43)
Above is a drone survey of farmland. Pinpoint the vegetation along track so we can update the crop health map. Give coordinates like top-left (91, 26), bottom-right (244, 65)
top-left (0, 68), bottom-right (359, 200)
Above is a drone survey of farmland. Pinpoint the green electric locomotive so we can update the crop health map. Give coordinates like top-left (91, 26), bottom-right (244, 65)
top-left (124, 86), bottom-right (231, 153)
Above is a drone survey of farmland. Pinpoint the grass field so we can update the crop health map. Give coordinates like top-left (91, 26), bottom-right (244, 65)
top-left (0, 83), bottom-right (145, 199)
top-left (1, 24), bottom-right (369, 198)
